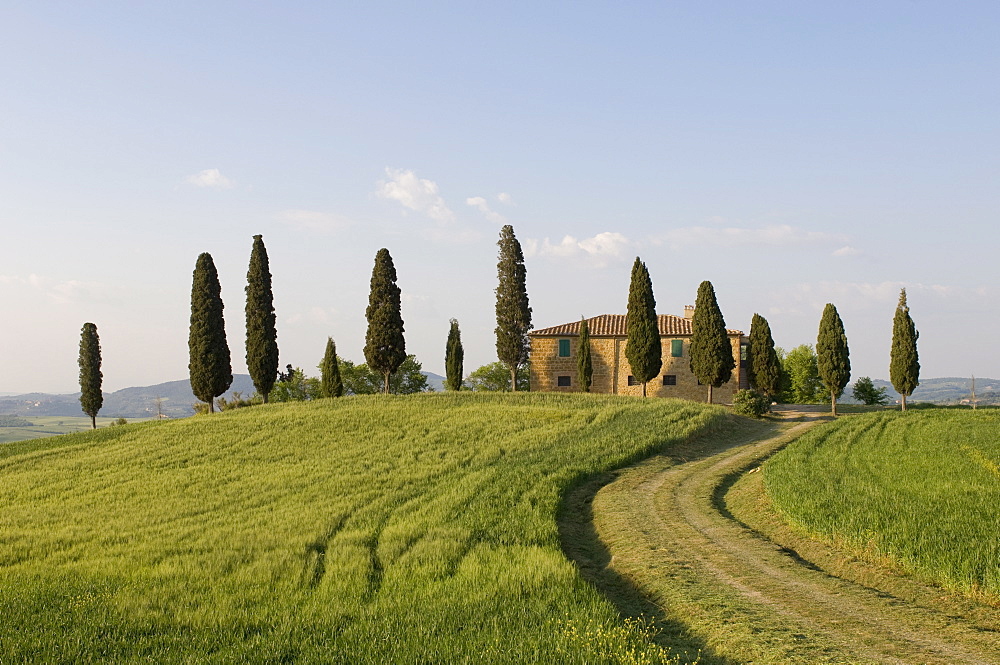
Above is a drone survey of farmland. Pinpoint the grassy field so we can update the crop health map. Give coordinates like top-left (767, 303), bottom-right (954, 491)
top-left (765, 409), bottom-right (1000, 600)
top-left (0, 415), bottom-right (122, 444)
top-left (0, 392), bottom-right (726, 664)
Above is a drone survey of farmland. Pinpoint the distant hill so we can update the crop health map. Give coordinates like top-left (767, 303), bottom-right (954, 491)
top-left (422, 371), bottom-right (446, 392)
top-left (0, 375), bottom-right (257, 419)
top-left (0, 371), bottom-right (449, 419)
top-left (841, 377), bottom-right (1000, 405)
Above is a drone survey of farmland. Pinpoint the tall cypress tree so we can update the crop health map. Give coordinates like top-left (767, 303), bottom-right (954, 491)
top-left (817, 303), bottom-right (851, 416)
top-left (364, 248), bottom-right (406, 394)
top-left (189, 252), bottom-right (233, 413)
top-left (890, 288), bottom-right (920, 411)
top-left (625, 258), bottom-right (661, 397)
top-left (78, 322), bottom-right (103, 429)
top-left (495, 225), bottom-right (532, 391)
top-left (245, 234), bottom-right (279, 403)
top-left (577, 316), bottom-right (593, 393)
top-left (445, 319), bottom-right (464, 391)
top-left (689, 280), bottom-right (734, 404)
top-left (748, 313), bottom-right (781, 400)
top-left (320, 336), bottom-right (343, 398)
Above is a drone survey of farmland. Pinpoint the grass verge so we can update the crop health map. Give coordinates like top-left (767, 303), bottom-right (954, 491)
top-left (765, 409), bottom-right (1000, 600)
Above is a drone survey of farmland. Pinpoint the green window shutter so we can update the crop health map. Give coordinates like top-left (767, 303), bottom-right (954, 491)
top-left (671, 339), bottom-right (683, 357)
top-left (558, 339), bottom-right (571, 357)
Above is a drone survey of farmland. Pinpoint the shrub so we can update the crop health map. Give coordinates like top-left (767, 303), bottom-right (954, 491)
top-left (732, 389), bottom-right (771, 418)
top-left (216, 391), bottom-right (261, 411)
top-left (852, 376), bottom-right (889, 406)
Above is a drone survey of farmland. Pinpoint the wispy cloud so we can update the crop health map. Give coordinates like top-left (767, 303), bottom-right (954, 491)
top-left (497, 192), bottom-right (514, 205)
top-left (654, 224), bottom-right (847, 250)
top-left (184, 168), bottom-right (235, 189)
top-left (0, 273), bottom-right (113, 305)
top-left (466, 196), bottom-right (507, 224)
top-left (401, 292), bottom-right (440, 317)
top-left (523, 232), bottom-right (632, 267)
top-left (767, 280), bottom-right (992, 317)
top-left (286, 306), bottom-right (340, 326)
top-left (275, 209), bottom-right (352, 234)
top-left (377, 168), bottom-right (454, 222)
top-left (832, 245), bottom-right (862, 257)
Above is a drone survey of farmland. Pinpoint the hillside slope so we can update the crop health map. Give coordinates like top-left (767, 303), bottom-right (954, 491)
top-left (0, 392), bottom-right (724, 664)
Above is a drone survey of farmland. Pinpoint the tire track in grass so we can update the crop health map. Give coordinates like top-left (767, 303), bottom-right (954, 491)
top-left (564, 413), bottom-right (1000, 664)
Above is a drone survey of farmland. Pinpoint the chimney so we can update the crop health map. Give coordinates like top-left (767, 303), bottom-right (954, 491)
top-left (683, 305), bottom-right (695, 319)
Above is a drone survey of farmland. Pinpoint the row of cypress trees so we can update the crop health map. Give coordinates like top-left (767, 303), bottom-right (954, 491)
top-left (744, 289), bottom-right (919, 414)
top-left (185, 223), bottom-right (535, 409)
top-left (621, 257), bottom-right (736, 402)
top-left (586, 257), bottom-right (919, 413)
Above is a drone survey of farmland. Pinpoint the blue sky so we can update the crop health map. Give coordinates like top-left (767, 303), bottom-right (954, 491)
top-left (2, 2), bottom-right (998, 393)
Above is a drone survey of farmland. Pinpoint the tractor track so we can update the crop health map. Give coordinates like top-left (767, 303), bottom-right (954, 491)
top-left (561, 412), bottom-right (1000, 664)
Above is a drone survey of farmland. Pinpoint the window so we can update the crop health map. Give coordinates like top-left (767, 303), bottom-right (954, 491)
top-left (740, 344), bottom-right (748, 361)
top-left (557, 375), bottom-right (571, 387)
top-left (627, 375), bottom-right (639, 386)
top-left (558, 339), bottom-right (571, 357)
top-left (662, 375), bottom-right (677, 386)
top-left (671, 339), bottom-right (683, 357)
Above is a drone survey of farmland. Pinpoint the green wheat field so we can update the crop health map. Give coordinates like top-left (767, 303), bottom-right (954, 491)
top-left (765, 409), bottom-right (1000, 600)
top-left (0, 392), bottom-right (726, 664)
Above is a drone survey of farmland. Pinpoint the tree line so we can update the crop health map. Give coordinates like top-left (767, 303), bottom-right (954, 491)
top-left (75, 231), bottom-right (920, 422)
top-left (184, 224), bottom-right (532, 412)
top-left (741, 289), bottom-right (919, 414)
top-left (598, 253), bottom-right (920, 416)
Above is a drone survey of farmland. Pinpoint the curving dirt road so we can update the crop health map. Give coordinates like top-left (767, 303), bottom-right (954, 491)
top-left (560, 412), bottom-right (1000, 664)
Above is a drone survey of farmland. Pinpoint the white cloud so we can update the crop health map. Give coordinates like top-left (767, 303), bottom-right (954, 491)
top-left (285, 306), bottom-right (339, 326)
top-left (773, 280), bottom-right (995, 316)
top-left (524, 232), bottom-right (632, 267)
top-left (832, 245), bottom-right (862, 257)
top-left (401, 292), bottom-right (439, 317)
top-left (275, 209), bottom-right (352, 233)
top-left (466, 196), bottom-right (507, 224)
top-left (184, 168), bottom-right (235, 189)
top-left (654, 224), bottom-right (847, 250)
top-left (0, 273), bottom-right (112, 305)
top-left (377, 168), bottom-right (454, 222)
top-left (497, 192), bottom-right (513, 205)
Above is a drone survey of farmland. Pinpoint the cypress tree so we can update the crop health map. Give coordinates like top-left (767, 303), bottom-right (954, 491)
top-left (445, 319), bottom-right (464, 391)
top-left (816, 303), bottom-right (851, 416)
top-left (495, 225), bottom-right (532, 391)
top-left (748, 313), bottom-right (781, 400)
top-left (689, 280), bottom-right (734, 404)
top-left (245, 234), bottom-right (279, 403)
top-left (364, 248), bottom-right (406, 394)
top-left (625, 258), bottom-right (661, 397)
top-left (320, 337), bottom-right (343, 398)
top-left (78, 322), bottom-right (103, 429)
top-left (577, 316), bottom-right (593, 393)
top-left (189, 252), bottom-right (233, 413)
top-left (890, 288), bottom-right (920, 411)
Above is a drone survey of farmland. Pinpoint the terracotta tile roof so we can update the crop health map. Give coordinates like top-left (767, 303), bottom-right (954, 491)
top-left (530, 314), bottom-right (743, 337)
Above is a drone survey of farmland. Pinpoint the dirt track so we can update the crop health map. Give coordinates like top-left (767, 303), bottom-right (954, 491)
top-left (561, 412), bottom-right (1000, 664)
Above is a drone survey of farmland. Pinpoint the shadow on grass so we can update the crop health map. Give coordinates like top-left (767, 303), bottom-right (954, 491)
top-left (557, 413), bottom-right (832, 665)
top-left (556, 420), bottom-right (768, 665)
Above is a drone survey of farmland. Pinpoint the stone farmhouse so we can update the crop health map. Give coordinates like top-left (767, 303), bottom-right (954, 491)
top-left (529, 308), bottom-right (749, 402)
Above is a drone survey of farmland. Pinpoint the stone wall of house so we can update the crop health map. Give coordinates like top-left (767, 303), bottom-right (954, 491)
top-left (529, 335), bottom-right (745, 403)
top-left (529, 336), bottom-right (618, 393)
